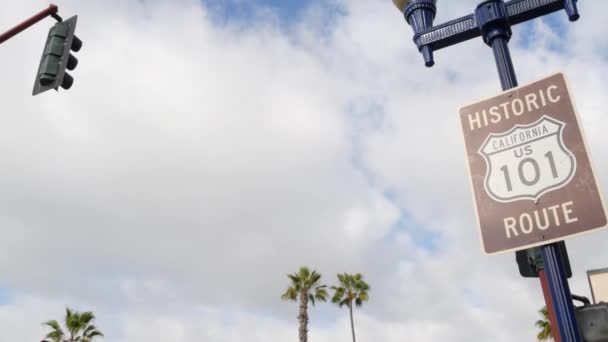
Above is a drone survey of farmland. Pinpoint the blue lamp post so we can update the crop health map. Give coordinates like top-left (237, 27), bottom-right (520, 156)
top-left (393, 0), bottom-right (582, 341)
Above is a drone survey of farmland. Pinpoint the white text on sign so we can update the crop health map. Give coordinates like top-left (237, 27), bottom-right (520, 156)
top-left (503, 200), bottom-right (578, 239)
top-left (466, 84), bottom-right (561, 131)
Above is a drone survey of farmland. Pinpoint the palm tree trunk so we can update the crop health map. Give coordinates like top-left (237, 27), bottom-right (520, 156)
top-left (298, 290), bottom-right (309, 342)
top-left (349, 303), bottom-right (356, 342)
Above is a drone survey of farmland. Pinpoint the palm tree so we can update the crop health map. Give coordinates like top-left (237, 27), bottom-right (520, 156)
top-left (281, 266), bottom-right (328, 342)
top-left (331, 273), bottom-right (370, 342)
top-left (535, 306), bottom-right (553, 341)
top-left (42, 308), bottom-right (104, 342)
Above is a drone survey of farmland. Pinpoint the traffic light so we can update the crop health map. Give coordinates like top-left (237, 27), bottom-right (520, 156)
top-left (32, 15), bottom-right (81, 95)
top-left (573, 296), bottom-right (608, 342)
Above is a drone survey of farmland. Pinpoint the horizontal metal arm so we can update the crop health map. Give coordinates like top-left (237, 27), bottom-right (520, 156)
top-left (0, 4), bottom-right (59, 45)
top-left (413, 0), bottom-right (566, 51)
top-left (508, 0), bottom-right (564, 25)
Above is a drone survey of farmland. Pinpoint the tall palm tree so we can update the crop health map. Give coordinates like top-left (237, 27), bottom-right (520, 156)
top-left (535, 306), bottom-right (553, 341)
top-left (331, 273), bottom-right (370, 342)
top-left (281, 266), bottom-right (328, 342)
top-left (42, 308), bottom-right (104, 342)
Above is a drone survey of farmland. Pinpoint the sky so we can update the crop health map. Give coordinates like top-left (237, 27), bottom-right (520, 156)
top-left (1, 0), bottom-right (608, 341)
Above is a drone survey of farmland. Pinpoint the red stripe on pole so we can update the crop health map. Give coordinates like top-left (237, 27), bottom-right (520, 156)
top-left (540, 270), bottom-right (561, 342)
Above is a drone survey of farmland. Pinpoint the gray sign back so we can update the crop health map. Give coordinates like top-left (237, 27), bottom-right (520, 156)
top-left (460, 73), bottom-right (607, 255)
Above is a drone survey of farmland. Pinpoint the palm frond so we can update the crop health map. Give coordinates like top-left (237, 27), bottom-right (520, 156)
top-left (84, 329), bottom-right (104, 340)
top-left (83, 324), bottom-right (103, 338)
top-left (314, 285), bottom-right (328, 302)
top-left (356, 281), bottom-right (370, 291)
top-left (44, 321), bottom-right (64, 342)
top-left (331, 287), bottom-right (345, 304)
top-left (535, 306), bottom-right (552, 341)
top-left (281, 287), bottom-right (298, 301)
top-left (298, 267), bottom-right (311, 280)
top-left (80, 312), bottom-right (95, 326)
top-left (535, 319), bottom-right (549, 329)
top-left (65, 308), bottom-right (82, 338)
top-left (83, 324), bottom-right (96, 335)
top-left (44, 330), bottom-right (64, 341)
top-left (43, 320), bottom-right (64, 333)
top-left (287, 274), bottom-right (300, 284)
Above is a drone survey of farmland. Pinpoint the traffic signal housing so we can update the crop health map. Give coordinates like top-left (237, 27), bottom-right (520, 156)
top-left (573, 296), bottom-right (608, 342)
top-left (32, 15), bottom-right (81, 95)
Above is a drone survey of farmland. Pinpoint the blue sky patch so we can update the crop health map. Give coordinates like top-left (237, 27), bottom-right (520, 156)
top-left (203, 0), bottom-right (345, 31)
top-left (0, 285), bottom-right (13, 305)
top-left (387, 212), bottom-right (444, 255)
top-left (515, 11), bottom-right (569, 53)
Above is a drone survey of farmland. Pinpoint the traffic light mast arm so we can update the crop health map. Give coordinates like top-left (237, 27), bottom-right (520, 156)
top-left (0, 4), bottom-right (61, 45)
top-left (415, 0), bottom-right (570, 53)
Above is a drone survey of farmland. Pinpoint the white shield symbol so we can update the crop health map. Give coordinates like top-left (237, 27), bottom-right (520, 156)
top-left (478, 115), bottom-right (576, 203)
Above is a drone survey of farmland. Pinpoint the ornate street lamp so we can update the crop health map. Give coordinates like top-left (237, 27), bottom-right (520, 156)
top-left (392, 0), bottom-right (437, 66)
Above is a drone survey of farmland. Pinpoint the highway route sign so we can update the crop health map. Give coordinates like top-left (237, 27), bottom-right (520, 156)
top-left (459, 73), bottom-right (607, 255)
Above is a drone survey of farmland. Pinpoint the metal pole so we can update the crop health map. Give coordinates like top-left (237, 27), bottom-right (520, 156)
top-left (541, 243), bottom-right (581, 341)
top-left (491, 37), bottom-right (518, 90)
top-left (489, 35), bottom-right (581, 342)
top-left (0, 4), bottom-right (59, 45)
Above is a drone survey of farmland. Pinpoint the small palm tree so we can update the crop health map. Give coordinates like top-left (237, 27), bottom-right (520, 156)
top-left (535, 306), bottom-right (553, 341)
top-left (331, 273), bottom-right (370, 342)
top-left (281, 266), bottom-right (328, 342)
top-left (42, 308), bottom-right (104, 342)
